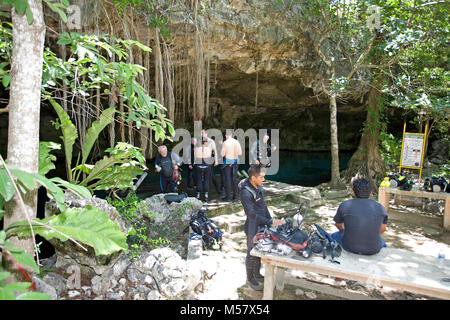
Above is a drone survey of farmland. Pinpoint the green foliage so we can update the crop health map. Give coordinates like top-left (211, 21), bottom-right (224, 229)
top-left (49, 100), bottom-right (78, 182)
top-left (81, 107), bottom-right (116, 165)
top-left (80, 143), bottom-right (147, 192)
top-left (0, 162), bottom-right (127, 255)
top-left (43, 0), bottom-right (69, 23)
top-left (38, 141), bottom-right (61, 176)
top-left (0, 165), bottom-right (66, 212)
top-left (111, 0), bottom-right (144, 13)
top-left (0, 18), bottom-right (174, 144)
top-left (379, 132), bottom-right (402, 171)
top-left (0, 159), bottom-right (128, 299)
top-left (0, 232), bottom-right (50, 300)
top-left (0, 20), bottom-right (12, 90)
top-left (434, 161), bottom-right (450, 179)
top-left (6, 206), bottom-right (129, 256)
top-left (50, 100), bottom-right (146, 193)
top-left (0, 0), bottom-right (69, 25)
top-left (371, 0), bottom-right (449, 136)
top-left (45, 31), bottom-right (174, 143)
top-left (107, 192), bottom-right (170, 259)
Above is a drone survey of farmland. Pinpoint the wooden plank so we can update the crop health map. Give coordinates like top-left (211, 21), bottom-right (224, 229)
top-left (379, 187), bottom-right (450, 230)
top-left (285, 277), bottom-right (380, 300)
top-left (262, 260), bottom-right (275, 300)
top-left (252, 248), bottom-right (450, 300)
top-left (380, 187), bottom-right (450, 201)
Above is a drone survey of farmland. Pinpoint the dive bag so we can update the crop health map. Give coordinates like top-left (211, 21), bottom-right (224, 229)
top-left (190, 207), bottom-right (223, 250)
top-left (424, 176), bottom-right (448, 193)
top-left (164, 192), bottom-right (188, 204)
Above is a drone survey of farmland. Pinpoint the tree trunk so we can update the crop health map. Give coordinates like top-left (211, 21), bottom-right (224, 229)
top-left (4, 0), bottom-right (46, 280)
top-left (329, 95), bottom-right (344, 189)
top-left (345, 87), bottom-right (386, 192)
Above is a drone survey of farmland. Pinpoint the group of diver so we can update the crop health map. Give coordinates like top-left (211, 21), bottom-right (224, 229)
top-left (154, 129), bottom-right (276, 203)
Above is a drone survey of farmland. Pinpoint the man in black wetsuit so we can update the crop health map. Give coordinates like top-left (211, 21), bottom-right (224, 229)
top-left (155, 145), bottom-right (181, 193)
top-left (250, 134), bottom-right (277, 167)
top-left (185, 137), bottom-right (197, 189)
top-left (239, 165), bottom-right (284, 291)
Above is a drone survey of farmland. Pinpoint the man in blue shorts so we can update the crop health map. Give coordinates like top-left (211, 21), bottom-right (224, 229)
top-left (331, 178), bottom-right (388, 255)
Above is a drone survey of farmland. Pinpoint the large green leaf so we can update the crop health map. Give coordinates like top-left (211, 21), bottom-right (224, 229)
top-left (38, 141), bottom-right (61, 176)
top-left (79, 155), bottom-right (123, 187)
top-left (3, 240), bottom-right (39, 273)
top-left (8, 206), bottom-right (128, 256)
top-left (0, 168), bottom-right (15, 201)
top-left (81, 107), bottom-right (116, 165)
top-left (89, 164), bottom-right (144, 191)
top-left (9, 168), bottom-right (66, 212)
top-left (0, 271), bottom-right (10, 282)
top-left (50, 100), bottom-right (78, 182)
top-left (50, 177), bottom-right (92, 199)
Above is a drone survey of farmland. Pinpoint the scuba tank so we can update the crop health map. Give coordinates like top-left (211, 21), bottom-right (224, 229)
top-left (380, 177), bottom-right (390, 188)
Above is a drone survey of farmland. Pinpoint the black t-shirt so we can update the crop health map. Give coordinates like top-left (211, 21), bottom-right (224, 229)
top-left (333, 198), bottom-right (388, 255)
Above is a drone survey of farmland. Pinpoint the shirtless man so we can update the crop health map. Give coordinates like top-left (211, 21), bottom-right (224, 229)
top-left (221, 130), bottom-right (242, 201)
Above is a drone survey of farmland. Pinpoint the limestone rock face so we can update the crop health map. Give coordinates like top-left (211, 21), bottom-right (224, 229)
top-left (125, 193), bottom-right (204, 258)
top-left (158, 0), bottom-right (367, 151)
top-left (128, 248), bottom-right (201, 299)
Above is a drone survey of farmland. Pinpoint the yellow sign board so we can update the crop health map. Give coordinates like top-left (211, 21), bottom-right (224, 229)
top-left (399, 122), bottom-right (428, 183)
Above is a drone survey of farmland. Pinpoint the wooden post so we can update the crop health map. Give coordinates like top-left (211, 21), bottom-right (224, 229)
top-left (262, 261), bottom-right (275, 300)
top-left (444, 198), bottom-right (450, 231)
top-left (378, 187), bottom-right (390, 214)
top-left (399, 121), bottom-right (407, 174)
top-left (275, 267), bottom-right (286, 291)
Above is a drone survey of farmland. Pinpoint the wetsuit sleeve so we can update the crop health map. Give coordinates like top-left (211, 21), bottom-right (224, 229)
top-left (240, 189), bottom-right (273, 226)
top-left (209, 139), bottom-right (218, 164)
top-left (155, 154), bottom-right (161, 169)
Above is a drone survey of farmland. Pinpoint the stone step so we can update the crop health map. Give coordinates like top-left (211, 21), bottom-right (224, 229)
top-left (212, 211), bottom-right (246, 234)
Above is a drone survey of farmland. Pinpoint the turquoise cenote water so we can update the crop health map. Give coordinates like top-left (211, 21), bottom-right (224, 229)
top-left (236, 150), bottom-right (354, 187)
top-left (140, 150), bottom-right (354, 190)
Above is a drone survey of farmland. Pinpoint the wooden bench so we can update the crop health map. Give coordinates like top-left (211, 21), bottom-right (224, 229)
top-left (251, 247), bottom-right (450, 300)
top-left (378, 187), bottom-right (450, 230)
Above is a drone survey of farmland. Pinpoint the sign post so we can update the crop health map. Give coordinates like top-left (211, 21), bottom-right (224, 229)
top-left (398, 122), bottom-right (428, 183)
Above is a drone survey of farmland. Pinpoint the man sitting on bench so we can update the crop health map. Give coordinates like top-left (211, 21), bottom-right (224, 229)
top-left (331, 178), bottom-right (388, 255)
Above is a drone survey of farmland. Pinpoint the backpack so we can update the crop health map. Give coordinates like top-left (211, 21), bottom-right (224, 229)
top-left (163, 192), bottom-right (188, 204)
top-left (189, 208), bottom-right (223, 251)
top-left (310, 224), bottom-right (342, 263)
top-left (424, 176), bottom-right (447, 192)
top-left (388, 173), bottom-right (414, 190)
